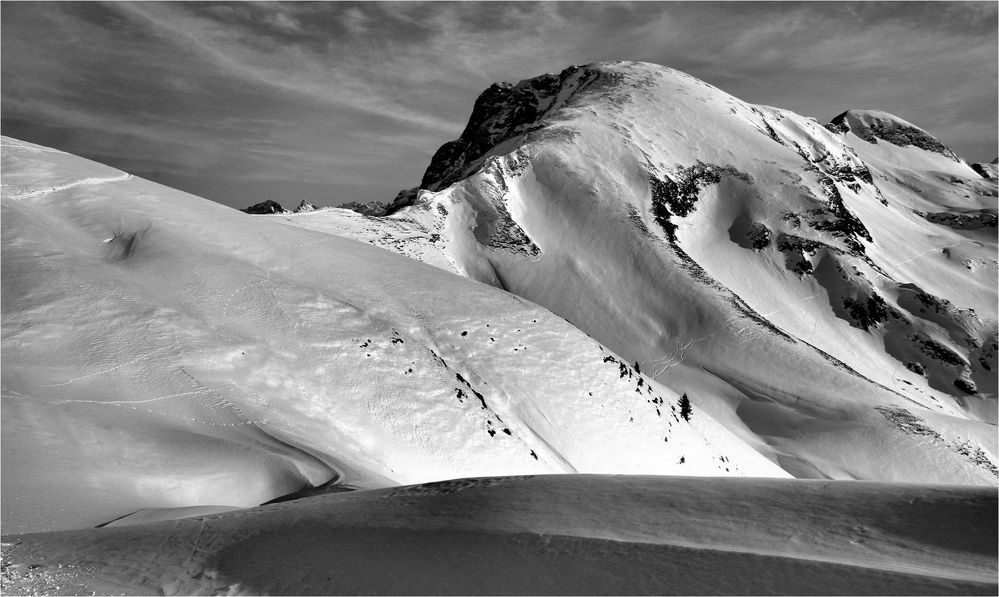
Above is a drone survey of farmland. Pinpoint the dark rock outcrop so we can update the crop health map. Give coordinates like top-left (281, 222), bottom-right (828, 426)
top-left (970, 159), bottom-right (998, 179)
top-left (340, 201), bottom-right (388, 217)
top-left (294, 200), bottom-right (317, 213)
top-left (241, 200), bottom-right (287, 214)
top-left (827, 110), bottom-right (959, 161)
top-left (922, 210), bottom-right (998, 230)
top-left (387, 64), bottom-right (602, 214)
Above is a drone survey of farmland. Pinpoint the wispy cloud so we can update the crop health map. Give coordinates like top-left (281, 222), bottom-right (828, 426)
top-left (341, 6), bottom-right (371, 35)
top-left (2, 1), bottom-right (996, 210)
top-left (110, 2), bottom-right (462, 134)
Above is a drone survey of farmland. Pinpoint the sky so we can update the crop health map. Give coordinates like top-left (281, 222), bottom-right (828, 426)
top-left (2, 2), bottom-right (997, 210)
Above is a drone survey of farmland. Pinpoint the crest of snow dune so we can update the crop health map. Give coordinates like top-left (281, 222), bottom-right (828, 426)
top-left (3, 476), bottom-right (995, 595)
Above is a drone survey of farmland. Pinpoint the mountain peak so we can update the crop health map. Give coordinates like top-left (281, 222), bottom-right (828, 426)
top-left (366, 61), bottom-right (997, 486)
top-left (294, 199), bottom-right (317, 213)
top-left (417, 65), bottom-right (590, 188)
top-left (827, 109), bottom-right (959, 160)
top-left (388, 63), bottom-right (621, 212)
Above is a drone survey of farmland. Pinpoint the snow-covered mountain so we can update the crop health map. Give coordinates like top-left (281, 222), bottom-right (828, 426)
top-left (1, 135), bottom-right (782, 534)
top-left (285, 61), bottom-right (998, 485)
top-left (292, 199), bottom-right (316, 213)
top-left (1, 61), bottom-right (996, 596)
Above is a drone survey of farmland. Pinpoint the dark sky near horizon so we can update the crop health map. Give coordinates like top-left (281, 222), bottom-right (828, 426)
top-left (2, 1), bottom-right (997, 210)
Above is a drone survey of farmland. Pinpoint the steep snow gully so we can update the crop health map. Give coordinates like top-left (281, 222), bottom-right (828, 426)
top-left (1, 62), bottom-right (996, 595)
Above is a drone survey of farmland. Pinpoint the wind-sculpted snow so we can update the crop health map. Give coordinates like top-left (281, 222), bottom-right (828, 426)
top-left (2, 476), bottom-right (995, 596)
top-left (295, 61), bottom-right (997, 484)
top-left (1, 135), bottom-right (784, 534)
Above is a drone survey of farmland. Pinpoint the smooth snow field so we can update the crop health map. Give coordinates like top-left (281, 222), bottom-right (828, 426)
top-left (2, 476), bottom-right (996, 595)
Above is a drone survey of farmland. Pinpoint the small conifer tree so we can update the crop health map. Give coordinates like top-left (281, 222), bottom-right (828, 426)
top-left (679, 393), bottom-right (692, 421)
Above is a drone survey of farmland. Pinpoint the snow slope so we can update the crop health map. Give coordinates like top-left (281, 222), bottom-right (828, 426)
top-left (285, 61), bottom-right (997, 485)
top-left (1, 135), bottom-right (783, 534)
top-left (2, 475), bottom-right (995, 595)
top-left (274, 207), bottom-right (458, 273)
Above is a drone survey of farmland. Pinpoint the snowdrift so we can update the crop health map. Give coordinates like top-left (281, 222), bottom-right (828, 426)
top-left (2, 475), bottom-right (995, 595)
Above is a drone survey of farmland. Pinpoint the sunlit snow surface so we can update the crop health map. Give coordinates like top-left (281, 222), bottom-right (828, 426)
top-left (286, 62), bottom-right (998, 486)
top-left (1, 60), bottom-right (997, 596)
top-left (1, 135), bottom-right (782, 534)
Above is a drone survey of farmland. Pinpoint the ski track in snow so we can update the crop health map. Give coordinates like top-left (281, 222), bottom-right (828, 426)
top-left (2, 387), bottom-right (214, 407)
top-left (52, 389), bottom-right (215, 406)
top-left (4, 386), bottom-right (258, 429)
top-left (882, 239), bottom-right (968, 280)
top-left (2, 173), bottom-right (132, 201)
top-left (38, 341), bottom-right (180, 388)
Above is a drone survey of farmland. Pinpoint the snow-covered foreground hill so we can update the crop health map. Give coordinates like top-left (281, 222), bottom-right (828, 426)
top-left (285, 61), bottom-right (999, 485)
top-left (2, 475), bottom-right (996, 595)
top-left (1, 136), bottom-right (784, 535)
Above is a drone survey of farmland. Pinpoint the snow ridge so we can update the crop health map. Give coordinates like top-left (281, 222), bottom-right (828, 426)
top-left (828, 109), bottom-right (961, 161)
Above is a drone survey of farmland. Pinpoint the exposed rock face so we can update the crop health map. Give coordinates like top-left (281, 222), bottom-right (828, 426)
top-left (340, 201), bottom-right (388, 216)
top-left (294, 199), bottom-right (317, 213)
top-left (827, 110), bottom-right (960, 161)
top-left (649, 164), bottom-right (752, 242)
top-left (387, 64), bottom-right (602, 213)
top-left (241, 200), bottom-right (287, 214)
top-left (971, 160), bottom-right (998, 179)
top-left (921, 210), bottom-right (997, 230)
